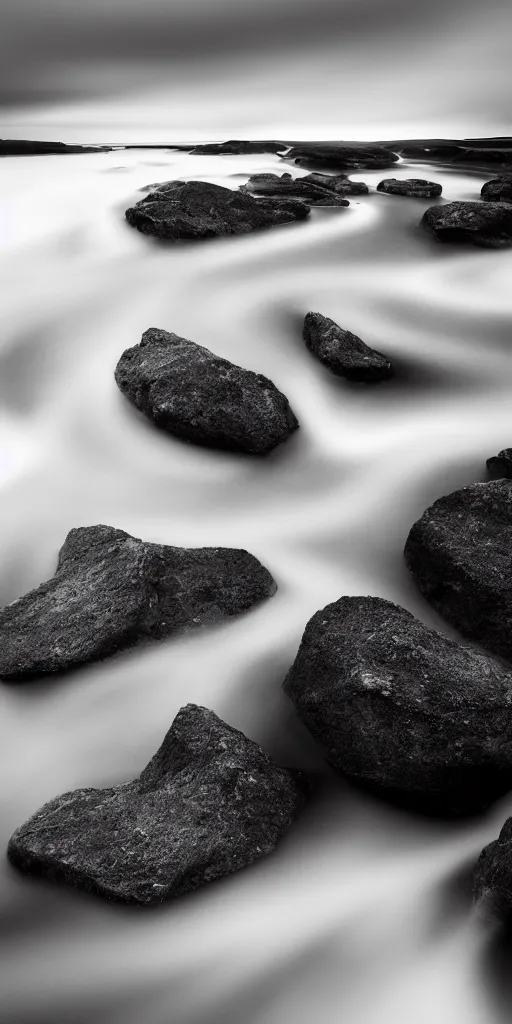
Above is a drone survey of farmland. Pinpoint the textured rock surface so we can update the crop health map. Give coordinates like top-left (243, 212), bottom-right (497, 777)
top-left (474, 819), bottom-right (512, 920)
top-left (115, 327), bottom-right (298, 454)
top-left (481, 177), bottom-right (512, 202)
top-left (240, 173), bottom-right (349, 206)
top-left (125, 180), bottom-right (309, 240)
top-left (301, 172), bottom-right (369, 195)
top-left (285, 143), bottom-right (399, 170)
top-left (404, 480), bottom-right (512, 661)
top-left (190, 140), bottom-right (285, 155)
top-left (487, 449), bottom-right (512, 479)
top-left (303, 312), bottom-right (393, 382)
top-left (377, 178), bottom-right (442, 198)
top-left (284, 595), bottom-right (512, 815)
top-left (0, 526), bottom-right (276, 680)
top-left (8, 704), bottom-right (310, 903)
top-left (421, 201), bottom-right (512, 248)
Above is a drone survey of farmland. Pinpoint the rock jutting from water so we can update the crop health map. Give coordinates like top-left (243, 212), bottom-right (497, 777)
top-left (0, 526), bottom-right (276, 680)
top-left (300, 172), bottom-right (369, 195)
top-left (474, 818), bottom-right (512, 921)
top-left (283, 595), bottom-right (512, 816)
top-left (7, 704), bottom-right (310, 903)
top-left (481, 177), bottom-right (512, 202)
top-left (190, 140), bottom-right (286, 155)
top-left (303, 312), bottom-right (393, 382)
top-left (421, 201), bottom-right (512, 248)
top-left (240, 173), bottom-right (349, 207)
top-left (284, 143), bottom-right (399, 170)
top-left (0, 139), bottom-right (110, 156)
top-left (115, 327), bottom-right (299, 454)
top-left (404, 479), bottom-right (512, 661)
top-left (487, 449), bottom-right (512, 479)
top-left (377, 178), bottom-right (442, 198)
top-left (125, 180), bottom-right (310, 240)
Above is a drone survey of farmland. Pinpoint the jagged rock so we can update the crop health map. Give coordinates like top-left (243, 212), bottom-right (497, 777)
top-left (7, 704), bottom-right (310, 903)
top-left (0, 139), bottom-right (109, 156)
top-left (125, 180), bottom-right (309, 240)
top-left (115, 327), bottom-right (298, 454)
top-left (377, 178), bottom-right (442, 198)
top-left (481, 177), bottom-right (512, 202)
top-left (283, 595), bottom-right (512, 816)
top-left (474, 819), bottom-right (512, 920)
top-left (421, 201), bottom-right (512, 248)
top-left (0, 526), bottom-right (276, 680)
top-left (404, 480), bottom-right (512, 661)
top-left (240, 173), bottom-right (349, 206)
top-left (303, 312), bottom-right (393, 382)
top-left (487, 449), bottom-right (512, 478)
top-left (190, 140), bottom-right (285, 155)
top-left (285, 143), bottom-right (399, 170)
top-left (301, 172), bottom-right (369, 195)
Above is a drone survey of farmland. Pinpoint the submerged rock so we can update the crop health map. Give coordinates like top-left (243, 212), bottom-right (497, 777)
top-left (0, 526), bottom-right (276, 680)
top-left (377, 178), bottom-right (442, 198)
top-left (301, 172), bottom-right (369, 195)
top-left (303, 312), bottom-right (393, 382)
top-left (8, 704), bottom-right (310, 903)
top-left (474, 819), bottom-right (512, 920)
top-left (115, 327), bottom-right (298, 454)
top-left (190, 140), bottom-right (285, 155)
top-left (487, 449), bottom-right (512, 479)
top-left (240, 173), bottom-right (349, 206)
top-left (125, 180), bottom-right (309, 240)
top-left (421, 201), bottom-right (512, 248)
top-left (481, 177), bottom-right (512, 202)
top-left (285, 143), bottom-right (399, 170)
top-left (283, 595), bottom-right (512, 816)
top-left (404, 480), bottom-right (512, 661)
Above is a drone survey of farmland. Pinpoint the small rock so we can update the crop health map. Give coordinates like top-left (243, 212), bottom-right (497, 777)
top-left (303, 312), bottom-right (393, 383)
top-left (190, 140), bottom-right (285, 155)
top-left (404, 479), bottom-right (512, 661)
top-left (474, 819), bottom-right (512, 920)
top-left (0, 526), bottom-right (276, 680)
top-left (487, 449), bottom-right (512, 479)
top-left (241, 173), bottom-right (349, 206)
top-left (421, 201), bottom-right (512, 248)
top-left (285, 143), bottom-right (399, 170)
top-left (7, 704), bottom-right (310, 903)
top-left (377, 178), bottom-right (442, 198)
top-left (481, 177), bottom-right (512, 202)
top-left (301, 172), bottom-right (369, 195)
top-left (115, 327), bottom-right (298, 454)
top-left (283, 595), bottom-right (512, 815)
top-left (125, 180), bottom-right (309, 240)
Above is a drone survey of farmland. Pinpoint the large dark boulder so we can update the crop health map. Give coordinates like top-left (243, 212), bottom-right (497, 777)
top-left (125, 180), bottom-right (309, 240)
top-left (404, 480), bottom-right (512, 661)
top-left (115, 327), bottom-right (298, 454)
top-left (285, 143), bottom-right (399, 170)
top-left (284, 595), bottom-right (512, 816)
top-left (0, 526), bottom-right (276, 680)
top-left (0, 139), bottom-right (109, 156)
top-left (474, 819), bottom-right (512, 920)
top-left (377, 178), bottom-right (442, 198)
top-left (7, 704), bottom-right (310, 903)
top-left (421, 201), bottom-right (512, 248)
top-left (487, 449), bottom-right (512, 479)
top-left (190, 140), bottom-right (285, 155)
top-left (303, 312), bottom-right (393, 382)
top-left (481, 177), bottom-right (512, 202)
top-left (301, 172), bottom-right (369, 195)
top-left (240, 173), bottom-right (349, 207)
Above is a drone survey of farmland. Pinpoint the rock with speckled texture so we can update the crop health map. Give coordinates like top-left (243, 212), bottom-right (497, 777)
top-left (240, 173), bottom-right (349, 206)
top-left (303, 312), bottom-right (393, 382)
top-left (285, 143), bottom-right (399, 170)
top-left (301, 172), bottom-right (369, 195)
top-left (481, 177), bottom-right (512, 203)
top-left (421, 201), bottom-right (512, 247)
top-left (474, 818), bottom-right (512, 920)
top-left (377, 178), bottom-right (442, 198)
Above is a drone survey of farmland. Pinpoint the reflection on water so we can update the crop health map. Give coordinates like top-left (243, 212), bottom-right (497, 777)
top-left (1, 146), bottom-right (512, 1023)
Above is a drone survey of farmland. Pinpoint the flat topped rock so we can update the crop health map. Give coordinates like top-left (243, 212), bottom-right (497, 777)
top-left (487, 449), bottom-right (512, 479)
top-left (125, 180), bottom-right (309, 240)
top-left (0, 526), bottom-right (276, 680)
top-left (240, 173), bottom-right (349, 207)
top-left (303, 312), bottom-right (393, 383)
top-left (481, 177), bottom-right (512, 202)
top-left (421, 201), bottom-right (512, 248)
top-left (190, 140), bottom-right (285, 155)
top-left (404, 480), bottom-right (512, 661)
top-left (301, 172), bottom-right (369, 195)
top-left (377, 178), bottom-right (442, 198)
top-left (8, 704), bottom-right (310, 903)
top-left (284, 595), bottom-right (512, 816)
top-left (285, 143), bottom-right (399, 170)
top-left (115, 327), bottom-right (298, 454)
top-left (474, 819), bottom-right (512, 920)
top-left (0, 139), bottom-right (109, 156)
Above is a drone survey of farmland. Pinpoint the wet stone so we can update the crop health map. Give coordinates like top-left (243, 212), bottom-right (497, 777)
top-left (303, 312), bottom-right (393, 382)
top-left (421, 201), bottom-right (512, 248)
top-left (190, 140), bottom-right (285, 155)
top-left (285, 143), bottom-right (399, 170)
top-left (377, 178), bottom-right (442, 198)
top-left (301, 172), bottom-right (369, 195)
top-left (474, 818), bottom-right (512, 921)
top-left (487, 449), bottom-right (512, 479)
top-left (240, 173), bottom-right (349, 206)
top-left (481, 177), bottom-right (512, 203)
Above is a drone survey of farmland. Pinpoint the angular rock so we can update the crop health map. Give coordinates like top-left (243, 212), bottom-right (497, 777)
top-left (487, 449), bottom-right (512, 479)
top-left (285, 143), bottom-right (399, 170)
top-left (303, 312), bottom-right (393, 383)
top-left (301, 172), bottom-right (369, 196)
top-left (404, 480), bottom-right (512, 661)
top-left (474, 819), bottom-right (512, 920)
top-left (7, 704), bottom-right (310, 903)
top-left (421, 201), bottom-right (512, 248)
top-left (377, 178), bottom-right (442, 198)
top-left (0, 139), bottom-right (109, 156)
top-left (115, 327), bottom-right (298, 454)
top-left (284, 595), bottom-right (512, 816)
top-left (125, 180), bottom-right (309, 240)
top-left (190, 140), bottom-right (285, 155)
top-left (240, 173), bottom-right (349, 207)
top-left (481, 177), bottom-right (512, 203)
top-left (0, 526), bottom-right (276, 680)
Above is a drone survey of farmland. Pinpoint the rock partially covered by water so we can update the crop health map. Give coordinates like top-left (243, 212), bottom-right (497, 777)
top-left (303, 312), bottom-right (393, 382)
top-left (405, 480), bottom-right (512, 661)
top-left (285, 143), bottom-right (399, 170)
top-left (487, 449), bottom-right (512, 479)
top-left (284, 595), bottom-right (512, 816)
top-left (8, 704), bottom-right (310, 903)
top-left (115, 327), bottom-right (298, 454)
top-left (377, 178), bottom-right (442, 198)
top-left (421, 201), bottom-right (512, 248)
top-left (0, 139), bottom-right (109, 156)
top-left (125, 180), bottom-right (309, 240)
top-left (241, 173), bottom-right (349, 206)
top-left (190, 140), bottom-right (285, 155)
top-left (481, 177), bottom-right (512, 202)
top-left (301, 172), bottom-right (369, 195)
top-left (474, 819), bottom-right (512, 920)
top-left (0, 527), bottom-right (276, 680)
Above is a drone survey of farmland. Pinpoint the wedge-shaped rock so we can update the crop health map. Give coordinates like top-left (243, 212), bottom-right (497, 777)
top-left (474, 819), bottom-right (512, 920)
top-left (241, 173), bottom-right (349, 207)
top-left (285, 143), bottom-right (399, 170)
top-left (421, 201), bottom-right (512, 248)
top-left (303, 312), bottom-right (393, 382)
top-left (301, 172), bottom-right (369, 195)
top-left (284, 596), bottom-right (512, 816)
top-left (481, 177), bottom-right (512, 202)
top-left (405, 480), bottom-right (512, 661)
top-left (125, 180), bottom-right (309, 240)
top-left (8, 704), bottom-right (310, 903)
top-left (115, 327), bottom-right (298, 454)
top-left (487, 449), bottom-right (512, 479)
top-left (0, 526), bottom-right (276, 680)
top-left (377, 178), bottom-right (442, 198)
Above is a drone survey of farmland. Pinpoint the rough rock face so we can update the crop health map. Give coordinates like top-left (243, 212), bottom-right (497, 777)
top-left (285, 143), bottom-right (399, 170)
top-left (404, 480), bottom-right (512, 661)
top-left (474, 819), bottom-right (512, 920)
top-left (115, 327), bottom-right (298, 454)
top-left (481, 177), bottom-right (512, 202)
top-left (395, 143), bottom-right (512, 169)
top-left (487, 449), bottom-right (512, 479)
top-left (190, 140), bottom-right (285, 155)
top-left (125, 181), bottom-right (310, 240)
top-left (0, 526), bottom-right (276, 680)
top-left (421, 201), bottom-right (512, 248)
top-left (240, 173), bottom-right (349, 207)
top-left (377, 178), bottom-right (442, 198)
top-left (8, 704), bottom-right (310, 903)
top-left (283, 595), bottom-right (512, 816)
top-left (301, 172), bottom-right (369, 195)
top-left (303, 312), bottom-right (393, 382)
